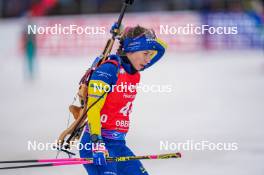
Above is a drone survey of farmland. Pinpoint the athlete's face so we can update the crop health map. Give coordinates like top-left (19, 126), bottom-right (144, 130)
top-left (127, 50), bottom-right (153, 71)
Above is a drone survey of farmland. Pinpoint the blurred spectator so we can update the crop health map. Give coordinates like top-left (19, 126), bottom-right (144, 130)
top-left (21, 15), bottom-right (37, 80)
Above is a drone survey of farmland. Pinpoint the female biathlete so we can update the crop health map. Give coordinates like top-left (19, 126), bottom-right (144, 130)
top-left (79, 25), bottom-right (167, 175)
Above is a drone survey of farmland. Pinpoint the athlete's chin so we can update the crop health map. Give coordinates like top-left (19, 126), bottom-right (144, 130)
top-left (135, 64), bottom-right (144, 71)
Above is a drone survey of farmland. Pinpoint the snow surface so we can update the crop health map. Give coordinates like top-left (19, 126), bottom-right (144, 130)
top-left (0, 51), bottom-right (264, 175)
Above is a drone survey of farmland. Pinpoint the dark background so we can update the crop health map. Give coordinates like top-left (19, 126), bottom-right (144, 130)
top-left (0, 0), bottom-right (263, 18)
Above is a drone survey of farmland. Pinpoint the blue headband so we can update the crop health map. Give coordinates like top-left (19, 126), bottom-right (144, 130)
top-left (122, 34), bottom-right (166, 71)
top-left (123, 35), bottom-right (158, 53)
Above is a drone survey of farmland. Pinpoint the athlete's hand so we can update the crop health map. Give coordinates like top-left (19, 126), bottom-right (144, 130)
top-left (91, 135), bottom-right (108, 166)
top-left (110, 22), bottom-right (124, 35)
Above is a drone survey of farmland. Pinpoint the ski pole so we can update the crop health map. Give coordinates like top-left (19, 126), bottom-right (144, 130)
top-left (0, 152), bottom-right (181, 170)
